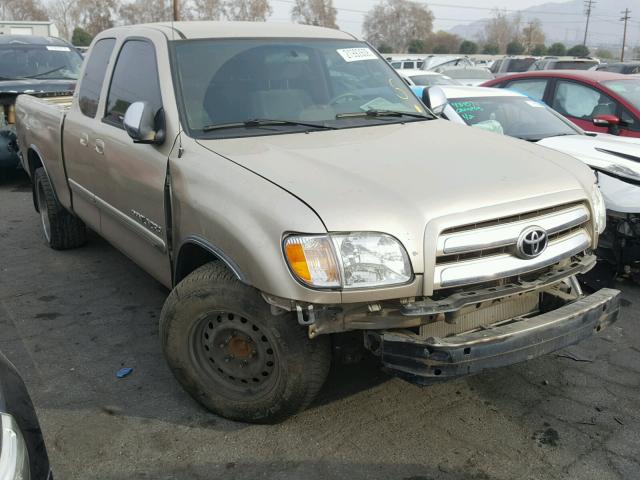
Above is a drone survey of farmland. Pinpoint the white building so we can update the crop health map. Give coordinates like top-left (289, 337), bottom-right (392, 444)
top-left (0, 21), bottom-right (58, 38)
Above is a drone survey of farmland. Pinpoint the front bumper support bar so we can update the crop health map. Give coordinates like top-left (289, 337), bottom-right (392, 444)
top-left (378, 288), bottom-right (621, 384)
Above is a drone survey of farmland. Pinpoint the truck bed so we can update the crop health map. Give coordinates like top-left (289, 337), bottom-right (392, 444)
top-left (15, 93), bottom-right (73, 208)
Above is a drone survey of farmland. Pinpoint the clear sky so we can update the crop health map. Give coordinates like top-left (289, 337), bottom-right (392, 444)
top-left (266, 0), bottom-right (576, 36)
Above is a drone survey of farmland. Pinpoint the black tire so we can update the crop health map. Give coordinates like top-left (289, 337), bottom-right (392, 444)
top-left (160, 262), bottom-right (331, 423)
top-left (34, 167), bottom-right (86, 250)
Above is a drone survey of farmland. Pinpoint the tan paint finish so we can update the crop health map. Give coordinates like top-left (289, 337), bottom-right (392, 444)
top-left (16, 22), bottom-right (599, 305)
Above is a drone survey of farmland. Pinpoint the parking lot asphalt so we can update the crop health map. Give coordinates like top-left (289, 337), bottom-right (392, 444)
top-left (1, 170), bottom-right (639, 480)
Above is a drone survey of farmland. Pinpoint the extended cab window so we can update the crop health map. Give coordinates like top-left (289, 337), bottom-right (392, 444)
top-left (78, 38), bottom-right (115, 118)
top-left (104, 40), bottom-right (162, 128)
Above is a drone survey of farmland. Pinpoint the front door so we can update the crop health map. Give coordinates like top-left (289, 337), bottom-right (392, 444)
top-left (550, 80), bottom-right (618, 134)
top-left (93, 37), bottom-right (172, 285)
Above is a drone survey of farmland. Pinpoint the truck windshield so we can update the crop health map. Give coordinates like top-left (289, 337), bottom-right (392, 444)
top-left (171, 38), bottom-right (431, 137)
top-left (0, 44), bottom-right (83, 80)
top-left (448, 95), bottom-right (579, 141)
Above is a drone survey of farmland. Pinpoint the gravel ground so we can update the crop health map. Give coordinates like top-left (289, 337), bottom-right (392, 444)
top-left (1, 170), bottom-right (639, 480)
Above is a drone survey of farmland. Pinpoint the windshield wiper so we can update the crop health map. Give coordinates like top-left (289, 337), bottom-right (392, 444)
top-left (516, 133), bottom-right (578, 142)
top-left (335, 109), bottom-right (431, 120)
top-left (202, 118), bottom-right (336, 132)
top-left (24, 66), bottom-right (66, 79)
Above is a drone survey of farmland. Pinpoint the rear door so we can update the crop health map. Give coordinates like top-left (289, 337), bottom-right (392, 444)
top-left (93, 33), bottom-right (175, 285)
top-left (62, 37), bottom-right (116, 230)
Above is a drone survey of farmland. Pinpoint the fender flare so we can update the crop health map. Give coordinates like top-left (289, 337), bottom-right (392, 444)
top-left (173, 235), bottom-right (247, 286)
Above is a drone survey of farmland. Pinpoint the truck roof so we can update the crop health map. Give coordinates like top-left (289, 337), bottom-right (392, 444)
top-left (129, 21), bottom-right (357, 41)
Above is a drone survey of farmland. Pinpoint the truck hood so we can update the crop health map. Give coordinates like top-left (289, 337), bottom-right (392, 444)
top-left (0, 78), bottom-right (76, 94)
top-left (198, 120), bottom-right (594, 269)
top-left (538, 133), bottom-right (640, 184)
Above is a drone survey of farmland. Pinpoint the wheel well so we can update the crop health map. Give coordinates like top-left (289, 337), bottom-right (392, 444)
top-left (174, 241), bottom-right (242, 286)
top-left (27, 148), bottom-right (43, 178)
top-left (28, 149), bottom-right (43, 212)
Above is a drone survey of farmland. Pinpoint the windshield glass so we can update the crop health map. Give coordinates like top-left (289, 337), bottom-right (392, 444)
top-left (408, 74), bottom-right (460, 86)
top-left (505, 58), bottom-right (536, 72)
top-left (0, 44), bottom-right (82, 80)
top-left (553, 60), bottom-right (598, 70)
top-left (603, 79), bottom-right (640, 110)
top-left (172, 38), bottom-right (429, 137)
top-left (448, 95), bottom-right (578, 141)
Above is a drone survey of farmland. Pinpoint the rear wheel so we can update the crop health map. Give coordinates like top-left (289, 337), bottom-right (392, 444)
top-left (160, 262), bottom-right (331, 423)
top-left (34, 168), bottom-right (86, 250)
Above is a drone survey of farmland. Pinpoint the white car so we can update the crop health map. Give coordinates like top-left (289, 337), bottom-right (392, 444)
top-left (389, 58), bottom-right (424, 70)
top-left (420, 85), bottom-right (640, 280)
top-left (399, 69), bottom-right (461, 87)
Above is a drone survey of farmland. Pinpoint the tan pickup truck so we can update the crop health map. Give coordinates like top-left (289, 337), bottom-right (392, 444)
top-left (15, 21), bottom-right (620, 423)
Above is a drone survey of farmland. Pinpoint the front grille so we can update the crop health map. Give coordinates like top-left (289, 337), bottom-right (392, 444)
top-left (442, 202), bottom-right (585, 234)
top-left (432, 202), bottom-right (592, 290)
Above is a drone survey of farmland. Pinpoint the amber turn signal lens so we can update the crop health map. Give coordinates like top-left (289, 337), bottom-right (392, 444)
top-left (284, 242), bottom-right (312, 283)
top-left (283, 235), bottom-right (341, 288)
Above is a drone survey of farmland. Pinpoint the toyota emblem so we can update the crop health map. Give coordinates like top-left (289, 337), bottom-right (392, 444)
top-left (516, 226), bottom-right (548, 259)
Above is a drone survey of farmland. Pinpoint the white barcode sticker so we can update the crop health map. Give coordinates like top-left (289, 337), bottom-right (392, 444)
top-left (46, 46), bottom-right (71, 52)
top-left (337, 48), bottom-right (377, 62)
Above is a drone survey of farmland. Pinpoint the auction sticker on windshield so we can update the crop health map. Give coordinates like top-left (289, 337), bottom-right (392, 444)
top-left (337, 48), bottom-right (377, 62)
top-left (46, 46), bottom-right (71, 51)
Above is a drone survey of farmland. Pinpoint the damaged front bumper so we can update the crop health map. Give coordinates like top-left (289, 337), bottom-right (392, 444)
top-left (372, 288), bottom-right (621, 385)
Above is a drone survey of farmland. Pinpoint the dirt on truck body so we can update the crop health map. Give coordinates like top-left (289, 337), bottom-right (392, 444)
top-left (15, 21), bottom-right (620, 423)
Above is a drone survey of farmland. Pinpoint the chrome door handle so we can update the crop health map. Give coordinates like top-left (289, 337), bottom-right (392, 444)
top-left (80, 133), bottom-right (88, 147)
top-left (95, 139), bottom-right (105, 155)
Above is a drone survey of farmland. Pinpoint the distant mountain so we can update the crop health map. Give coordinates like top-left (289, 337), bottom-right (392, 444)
top-left (449, 0), bottom-right (638, 49)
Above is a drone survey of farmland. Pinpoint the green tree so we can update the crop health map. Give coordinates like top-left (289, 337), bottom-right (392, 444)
top-left (426, 30), bottom-right (461, 54)
top-left (506, 41), bottom-right (524, 55)
top-left (547, 42), bottom-right (566, 56)
top-left (71, 27), bottom-right (93, 46)
top-left (567, 44), bottom-right (590, 57)
top-left (531, 44), bottom-right (547, 56)
top-left (595, 48), bottom-right (614, 59)
top-left (377, 43), bottom-right (393, 54)
top-left (407, 39), bottom-right (426, 54)
top-left (459, 40), bottom-right (478, 54)
top-left (482, 43), bottom-right (499, 54)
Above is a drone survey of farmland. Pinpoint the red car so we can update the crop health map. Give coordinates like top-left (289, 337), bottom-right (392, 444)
top-left (482, 70), bottom-right (640, 138)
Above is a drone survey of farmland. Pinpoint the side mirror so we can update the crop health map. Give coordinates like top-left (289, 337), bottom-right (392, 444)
top-left (123, 101), bottom-right (165, 145)
top-left (593, 114), bottom-right (620, 135)
top-left (423, 86), bottom-right (448, 116)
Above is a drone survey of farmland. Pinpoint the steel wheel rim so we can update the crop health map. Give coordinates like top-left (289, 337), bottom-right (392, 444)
top-left (36, 181), bottom-right (51, 242)
top-left (189, 311), bottom-right (278, 397)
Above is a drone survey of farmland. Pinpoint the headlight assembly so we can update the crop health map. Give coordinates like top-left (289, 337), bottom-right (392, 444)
top-left (591, 183), bottom-right (607, 235)
top-left (284, 232), bottom-right (413, 289)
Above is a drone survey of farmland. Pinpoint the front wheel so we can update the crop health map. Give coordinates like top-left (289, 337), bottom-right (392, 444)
top-left (160, 262), bottom-right (331, 423)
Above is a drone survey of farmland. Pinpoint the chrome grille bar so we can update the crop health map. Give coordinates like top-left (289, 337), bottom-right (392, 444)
top-left (434, 229), bottom-right (591, 289)
top-left (436, 204), bottom-right (590, 256)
